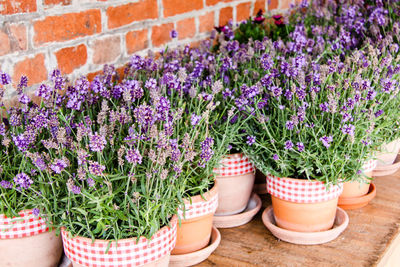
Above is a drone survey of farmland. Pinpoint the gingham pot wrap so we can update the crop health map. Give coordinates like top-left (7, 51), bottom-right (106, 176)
top-left (62, 218), bottom-right (177, 267)
top-left (0, 209), bottom-right (48, 239)
top-left (267, 175), bottom-right (343, 204)
top-left (362, 159), bottom-right (377, 173)
top-left (178, 191), bottom-right (218, 220)
top-left (213, 153), bottom-right (255, 177)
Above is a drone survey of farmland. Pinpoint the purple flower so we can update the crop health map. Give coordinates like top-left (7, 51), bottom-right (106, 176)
top-left (125, 149), bottom-right (142, 165)
top-left (366, 90), bottom-right (377, 100)
top-left (18, 94), bottom-right (30, 105)
top-left (191, 113), bottom-right (202, 126)
top-left (170, 29), bottom-right (178, 39)
top-left (50, 159), bottom-right (68, 174)
top-left (297, 142), bottom-right (304, 152)
top-left (13, 134), bottom-right (30, 152)
top-left (199, 137), bottom-right (214, 167)
top-left (13, 173), bottom-right (33, 189)
top-left (375, 110), bottom-right (384, 117)
top-left (32, 208), bottom-right (40, 217)
top-left (341, 124), bottom-right (355, 136)
top-left (36, 84), bottom-right (53, 100)
top-left (0, 180), bottom-right (12, 189)
top-left (319, 135), bottom-right (333, 148)
top-left (134, 104), bottom-right (154, 130)
top-left (89, 133), bottom-right (106, 152)
top-left (286, 120), bottom-right (294, 130)
top-left (88, 161), bottom-right (105, 176)
top-left (273, 154), bottom-right (279, 161)
top-left (0, 71), bottom-right (11, 85)
top-left (246, 136), bottom-right (256, 146)
top-left (284, 140), bottom-right (294, 150)
top-left (87, 178), bottom-right (95, 187)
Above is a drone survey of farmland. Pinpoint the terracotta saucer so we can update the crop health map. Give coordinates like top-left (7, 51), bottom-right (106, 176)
top-left (373, 156), bottom-right (400, 177)
top-left (262, 206), bottom-right (349, 245)
top-left (169, 226), bottom-right (221, 267)
top-left (338, 183), bottom-right (376, 210)
top-left (253, 183), bottom-right (268, 195)
top-left (213, 193), bottom-right (262, 228)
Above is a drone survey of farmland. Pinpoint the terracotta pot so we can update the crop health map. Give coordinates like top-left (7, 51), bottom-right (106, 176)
top-left (340, 179), bottom-right (370, 198)
top-left (63, 216), bottom-right (177, 267)
top-left (0, 210), bottom-right (63, 267)
top-left (338, 183), bottom-right (376, 210)
top-left (214, 153), bottom-right (255, 215)
top-left (267, 175), bottom-right (343, 232)
top-left (376, 139), bottom-right (400, 166)
top-left (172, 181), bottom-right (218, 255)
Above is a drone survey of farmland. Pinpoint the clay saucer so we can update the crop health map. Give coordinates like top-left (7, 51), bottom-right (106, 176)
top-left (253, 183), bottom-right (268, 195)
top-left (213, 193), bottom-right (262, 228)
top-left (338, 183), bottom-right (376, 210)
top-left (262, 206), bottom-right (349, 245)
top-left (169, 226), bottom-right (221, 267)
top-left (373, 156), bottom-right (400, 177)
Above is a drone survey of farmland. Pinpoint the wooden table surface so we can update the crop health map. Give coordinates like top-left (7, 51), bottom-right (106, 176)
top-left (198, 171), bottom-right (400, 267)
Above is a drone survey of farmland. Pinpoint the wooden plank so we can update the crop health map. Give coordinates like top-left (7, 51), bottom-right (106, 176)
top-left (198, 170), bottom-right (400, 266)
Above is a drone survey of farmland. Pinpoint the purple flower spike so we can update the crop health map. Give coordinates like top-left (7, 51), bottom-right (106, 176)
top-left (32, 208), bottom-right (40, 217)
top-left (246, 136), bottom-right (256, 146)
top-left (13, 173), bottom-right (33, 189)
top-left (190, 113), bottom-right (202, 126)
top-left (0, 180), bottom-right (12, 189)
top-left (296, 142), bottom-right (305, 152)
top-left (89, 133), bottom-right (106, 152)
top-left (170, 29), bottom-right (178, 39)
top-left (284, 140), bottom-right (294, 150)
top-left (273, 154), bottom-right (279, 161)
top-left (319, 136), bottom-right (333, 149)
top-left (125, 149), bottom-right (143, 165)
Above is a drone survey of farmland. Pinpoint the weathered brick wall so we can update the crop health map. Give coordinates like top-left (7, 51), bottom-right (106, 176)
top-left (0, 0), bottom-right (290, 93)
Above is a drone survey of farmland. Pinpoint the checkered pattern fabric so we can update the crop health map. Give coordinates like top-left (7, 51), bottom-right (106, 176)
top-left (178, 192), bottom-right (218, 220)
top-left (62, 218), bottom-right (177, 267)
top-left (267, 175), bottom-right (343, 204)
top-left (362, 159), bottom-right (377, 173)
top-left (214, 153), bottom-right (255, 177)
top-left (0, 210), bottom-right (48, 239)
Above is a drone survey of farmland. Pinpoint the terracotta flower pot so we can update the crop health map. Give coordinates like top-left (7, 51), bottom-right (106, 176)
top-left (376, 139), bottom-right (400, 166)
top-left (172, 181), bottom-right (218, 255)
top-left (214, 153), bottom-right (255, 215)
top-left (340, 159), bottom-right (376, 199)
top-left (62, 216), bottom-right (177, 267)
top-left (0, 210), bottom-right (63, 267)
top-left (267, 175), bottom-right (343, 232)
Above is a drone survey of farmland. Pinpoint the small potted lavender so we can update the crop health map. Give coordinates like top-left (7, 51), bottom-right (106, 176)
top-left (0, 74), bottom-right (63, 267)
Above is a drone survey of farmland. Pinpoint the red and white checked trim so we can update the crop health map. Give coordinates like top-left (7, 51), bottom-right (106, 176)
top-left (362, 159), bottom-right (377, 173)
top-left (178, 192), bottom-right (218, 220)
top-left (214, 153), bottom-right (255, 177)
top-left (62, 218), bottom-right (177, 267)
top-left (267, 175), bottom-right (343, 204)
top-left (0, 210), bottom-right (48, 239)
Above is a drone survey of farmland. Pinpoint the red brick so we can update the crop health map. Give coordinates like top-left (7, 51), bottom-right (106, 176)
top-left (107, 0), bottom-right (158, 29)
top-left (0, 31), bottom-right (10, 56)
top-left (87, 71), bottom-right (102, 82)
top-left (92, 36), bottom-right (121, 65)
top-left (177, 18), bottom-right (195, 40)
top-left (33, 9), bottom-right (101, 45)
top-left (151, 23), bottom-right (173, 47)
top-left (13, 54), bottom-right (47, 86)
top-left (254, 0), bottom-right (266, 15)
top-left (268, 0), bottom-right (278, 10)
top-left (219, 7), bottom-right (233, 26)
top-left (206, 0), bottom-right (233, 6)
top-left (0, 0), bottom-right (36, 15)
top-left (280, 0), bottom-right (292, 9)
top-left (163, 0), bottom-right (203, 17)
top-left (236, 2), bottom-right (251, 22)
top-left (44, 0), bottom-right (71, 7)
top-left (0, 24), bottom-right (27, 56)
top-left (55, 44), bottom-right (87, 74)
top-left (199, 12), bottom-right (215, 33)
top-left (126, 29), bottom-right (148, 54)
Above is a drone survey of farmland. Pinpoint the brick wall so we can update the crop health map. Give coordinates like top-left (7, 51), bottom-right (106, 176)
top-left (0, 0), bottom-right (290, 94)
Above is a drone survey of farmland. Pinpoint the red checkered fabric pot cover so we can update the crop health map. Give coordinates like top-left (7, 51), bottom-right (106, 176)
top-left (267, 175), bottom-right (343, 204)
top-left (178, 191), bottom-right (218, 220)
top-left (362, 159), bottom-right (377, 173)
top-left (62, 218), bottom-right (177, 267)
top-left (0, 209), bottom-right (48, 239)
top-left (213, 153), bottom-right (255, 177)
